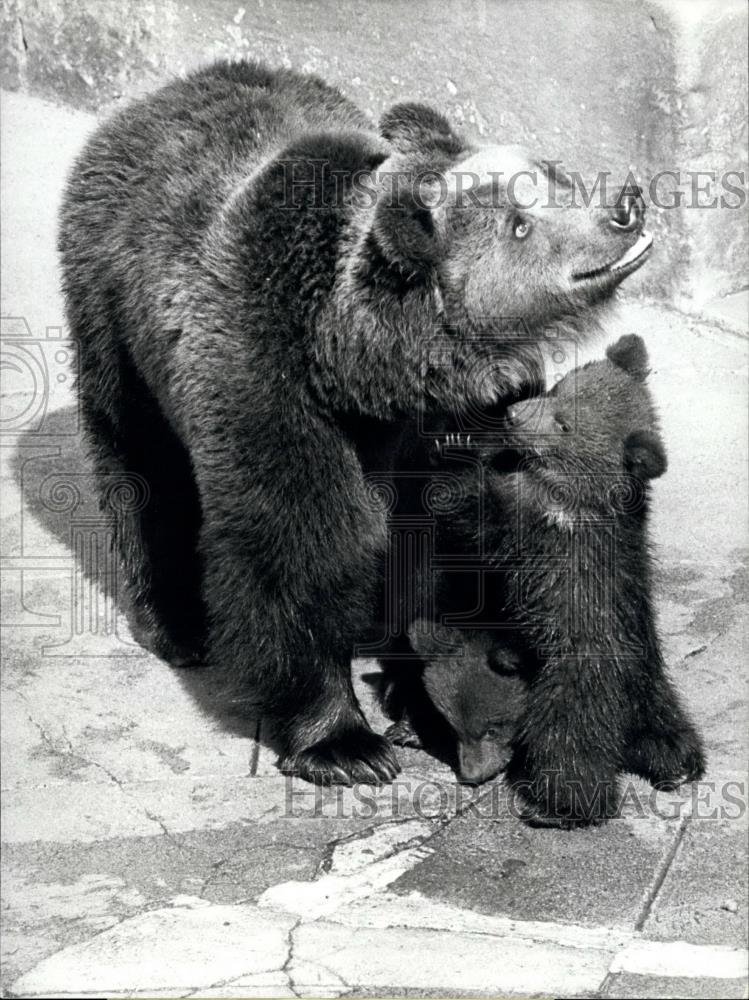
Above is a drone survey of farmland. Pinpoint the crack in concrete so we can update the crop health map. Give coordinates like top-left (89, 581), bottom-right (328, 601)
top-left (20, 696), bottom-right (179, 842)
top-left (24, 711), bottom-right (93, 779)
top-left (6, 898), bottom-right (178, 995)
top-left (16, 16), bottom-right (29, 55)
top-left (51, 723), bottom-right (182, 842)
top-left (197, 857), bottom-right (231, 899)
top-left (282, 916), bottom-right (303, 998)
top-left (597, 969), bottom-right (619, 996)
top-left (62, 740), bottom-right (177, 842)
top-left (141, 807), bottom-right (173, 839)
top-left (281, 921), bottom-right (353, 997)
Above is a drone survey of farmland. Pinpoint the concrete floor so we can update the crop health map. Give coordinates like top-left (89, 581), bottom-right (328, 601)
top-left (1, 90), bottom-right (748, 999)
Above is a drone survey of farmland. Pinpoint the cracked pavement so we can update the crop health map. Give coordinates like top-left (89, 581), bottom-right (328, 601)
top-left (1, 89), bottom-right (748, 998)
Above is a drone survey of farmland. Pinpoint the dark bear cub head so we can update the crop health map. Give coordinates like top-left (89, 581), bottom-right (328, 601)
top-left (493, 333), bottom-right (667, 518)
top-left (374, 103), bottom-right (652, 336)
top-left (408, 621), bottom-right (527, 786)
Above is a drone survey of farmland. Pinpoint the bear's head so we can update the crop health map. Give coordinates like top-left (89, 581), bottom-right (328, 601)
top-left (493, 333), bottom-right (667, 516)
top-left (409, 620), bottom-right (525, 785)
top-left (374, 104), bottom-right (652, 336)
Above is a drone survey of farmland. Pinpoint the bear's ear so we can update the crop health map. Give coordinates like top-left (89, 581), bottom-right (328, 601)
top-left (606, 334), bottom-right (650, 381)
top-left (623, 429), bottom-right (667, 480)
top-left (380, 103), bottom-right (464, 158)
top-left (371, 170), bottom-right (445, 271)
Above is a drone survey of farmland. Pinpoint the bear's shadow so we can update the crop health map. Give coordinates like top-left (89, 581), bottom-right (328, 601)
top-left (11, 406), bottom-right (452, 766)
top-left (12, 405), bottom-right (270, 744)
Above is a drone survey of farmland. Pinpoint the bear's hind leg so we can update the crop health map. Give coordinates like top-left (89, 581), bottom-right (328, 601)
top-left (79, 371), bottom-right (205, 666)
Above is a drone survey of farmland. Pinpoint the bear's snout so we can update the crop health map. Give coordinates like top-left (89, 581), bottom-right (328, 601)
top-left (457, 739), bottom-right (504, 786)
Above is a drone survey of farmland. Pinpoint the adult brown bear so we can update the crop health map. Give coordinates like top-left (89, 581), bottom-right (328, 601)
top-left (58, 60), bottom-right (652, 785)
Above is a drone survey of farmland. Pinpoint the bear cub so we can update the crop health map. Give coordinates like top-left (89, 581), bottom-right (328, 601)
top-left (385, 335), bottom-right (705, 824)
top-left (383, 624), bottom-right (526, 785)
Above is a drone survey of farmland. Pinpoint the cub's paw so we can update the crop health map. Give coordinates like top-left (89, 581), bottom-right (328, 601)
top-left (385, 718), bottom-right (423, 749)
top-left (627, 730), bottom-right (706, 791)
top-left (280, 728), bottom-right (401, 785)
top-left (505, 748), bottom-right (620, 828)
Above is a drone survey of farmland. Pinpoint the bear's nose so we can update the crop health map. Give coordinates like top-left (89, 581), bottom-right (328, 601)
top-left (504, 400), bottom-right (533, 427)
top-left (610, 185), bottom-right (644, 232)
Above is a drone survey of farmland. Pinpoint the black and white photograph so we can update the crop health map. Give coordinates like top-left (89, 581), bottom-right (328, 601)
top-left (1, 1), bottom-right (747, 997)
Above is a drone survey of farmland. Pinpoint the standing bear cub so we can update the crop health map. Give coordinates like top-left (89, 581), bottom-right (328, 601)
top-left (59, 60), bottom-right (653, 785)
top-left (385, 335), bottom-right (705, 823)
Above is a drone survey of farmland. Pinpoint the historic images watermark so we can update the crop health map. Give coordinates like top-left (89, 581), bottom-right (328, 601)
top-left (275, 159), bottom-right (747, 211)
top-left (284, 775), bottom-right (748, 823)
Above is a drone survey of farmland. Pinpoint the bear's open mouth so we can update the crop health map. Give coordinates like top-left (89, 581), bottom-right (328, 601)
top-left (572, 231), bottom-right (653, 283)
top-left (489, 446), bottom-right (541, 474)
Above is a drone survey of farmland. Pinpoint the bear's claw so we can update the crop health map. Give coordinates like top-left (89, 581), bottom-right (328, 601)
top-left (440, 432), bottom-right (473, 449)
top-left (627, 734), bottom-right (706, 791)
top-left (280, 728), bottom-right (401, 785)
top-left (384, 719), bottom-right (424, 749)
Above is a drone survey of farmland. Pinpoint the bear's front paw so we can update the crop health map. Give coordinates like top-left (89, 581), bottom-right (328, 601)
top-left (505, 748), bottom-right (620, 828)
top-left (280, 727), bottom-right (401, 785)
top-left (627, 729), bottom-right (706, 791)
top-left (384, 718), bottom-right (423, 749)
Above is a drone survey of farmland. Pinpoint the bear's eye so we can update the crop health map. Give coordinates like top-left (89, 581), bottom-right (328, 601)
top-left (513, 217), bottom-right (532, 240)
top-left (555, 417), bottom-right (572, 433)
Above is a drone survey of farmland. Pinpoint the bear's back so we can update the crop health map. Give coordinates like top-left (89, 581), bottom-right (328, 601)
top-left (58, 61), bottom-right (370, 285)
top-left (63, 61), bottom-right (367, 211)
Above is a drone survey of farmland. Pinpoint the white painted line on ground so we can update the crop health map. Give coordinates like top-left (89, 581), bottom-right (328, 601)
top-left (327, 818), bottom-right (434, 876)
top-left (258, 817), bottom-right (437, 918)
top-left (258, 841), bottom-right (435, 918)
top-left (611, 938), bottom-right (749, 980)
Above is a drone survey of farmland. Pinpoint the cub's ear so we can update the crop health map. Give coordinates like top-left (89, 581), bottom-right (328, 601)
top-left (606, 334), bottom-right (650, 381)
top-left (624, 429), bottom-right (667, 480)
top-left (380, 102), bottom-right (464, 158)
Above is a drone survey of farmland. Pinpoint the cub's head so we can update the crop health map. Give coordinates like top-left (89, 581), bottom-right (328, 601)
top-left (410, 621), bottom-right (525, 785)
top-left (374, 103), bottom-right (652, 335)
top-left (495, 334), bottom-right (667, 514)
